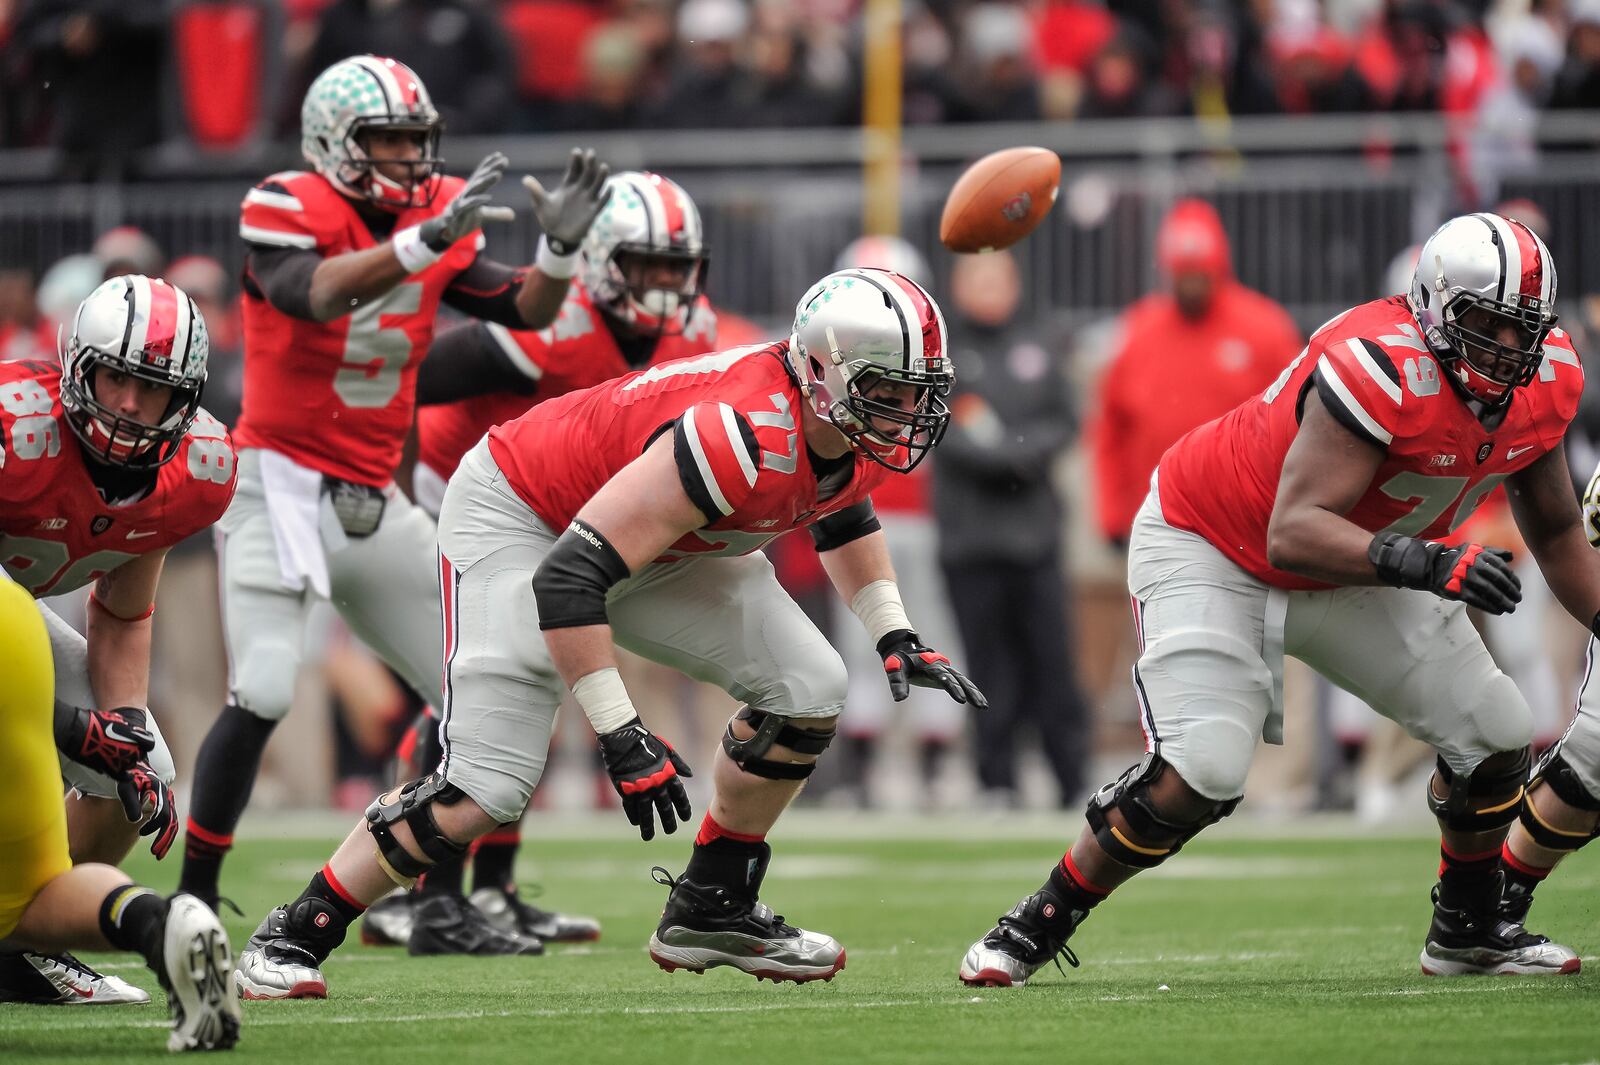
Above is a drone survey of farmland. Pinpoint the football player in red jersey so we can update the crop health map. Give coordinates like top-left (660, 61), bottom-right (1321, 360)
top-left (234, 268), bottom-right (984, 998)
top-left (177, 56), bottom-right (611, 960)
top-left (0, 275), bottom-right (239, 1007)
top-left (359, 170), bottom-right (716, 951)
top-left (958, 212), bottom-right (1598, 986)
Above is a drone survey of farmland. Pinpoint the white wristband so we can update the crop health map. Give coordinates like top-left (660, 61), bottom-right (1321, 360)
top-left (392, 224), bottom-right (443, 274)
top-left (572, 667), bottom-right (638, 735)
top-left (850, 579), bottom-right (913, 645)
top-left (536, 234), bottom-right (579, 279)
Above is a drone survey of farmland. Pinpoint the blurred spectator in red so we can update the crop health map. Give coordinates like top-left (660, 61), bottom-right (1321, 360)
top-left (0, 269), bottom-right (53, 362)
top-left (559, 21), bottom-right (650, 131)
top-left (300, 0), bottom-right (516, 135)
top-left (1356, 1), bottom-right (1452, 111)
top-left (1272, 28), bottom-right (1376, 112)
top-left (1161, 0), bottom-right (1281, 118)
top-left (167, 254), bottom-right (244, 429)
top-left (1077, 24), bottom-right (1183, 118)
top-left (10, 0), bottom-right (166, 179)
top-left (94, 225), bottom-right (164, 280)
top-left (1030, 0), bottom-right (1117, 117)
top-left (1551, 0), bottom-right (1600, 108)
top-left (1089, 198), bottom-right (1301, 547)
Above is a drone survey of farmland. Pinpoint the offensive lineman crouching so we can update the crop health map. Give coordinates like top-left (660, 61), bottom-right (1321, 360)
top-left (959, 212), bottom-right (1595, 985)
top-left (235, 268), bottom-right (984, 997)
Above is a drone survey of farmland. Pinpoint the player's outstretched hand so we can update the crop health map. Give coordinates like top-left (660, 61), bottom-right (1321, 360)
top-left (523, 148), bottom-right (612, 254)
top-left (597, 718), bottom-right (693, 842)
top-left (55, 704), bottom-right (155, 778)
top-left (878, 629), bottom-right (988, 707)
top-left (419, 152), bottom-right (515, 250)
top-left (116, 761), bottom-right (178, 859)
top-left (1370, 531), bottom-right (1521, 615)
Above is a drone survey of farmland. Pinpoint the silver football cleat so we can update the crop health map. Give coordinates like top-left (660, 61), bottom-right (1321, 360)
top-left (469, 887), bottom-right (601, 944)
top-left (958, 937), bottom-right (1042, 988)
top-left (648, 911), bottom-right (845, 983)
top-left (160, 894), bottom-right (242, 1052)
top-left (1421, 937), bottom-right (1581, 976)
top-left (360, 889), bottom-right (415, 947)
top-left (0, 951), bottom-right (151, 1005)
top-left (234, 906), bottom-right (328, 1001)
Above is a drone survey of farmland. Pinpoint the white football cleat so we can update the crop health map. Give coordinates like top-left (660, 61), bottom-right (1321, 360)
top-left (158, 893), bottom-right (242, 1051)
top-left (234, 904), bottom-right (330, 1001)
top-left (0, 951), bottom-right (150, 1005)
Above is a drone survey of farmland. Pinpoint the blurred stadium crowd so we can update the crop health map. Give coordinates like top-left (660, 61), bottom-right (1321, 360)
top-left (4, 0), bottom-right (1600, 172)
top-left (3, 0), bottom-right (1600, 830)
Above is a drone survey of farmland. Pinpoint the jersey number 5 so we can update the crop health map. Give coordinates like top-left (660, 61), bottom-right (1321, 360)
top-left (335, 282), bottom-right (423, 408)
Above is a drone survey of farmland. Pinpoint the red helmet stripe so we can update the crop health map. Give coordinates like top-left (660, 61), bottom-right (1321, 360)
top-left (383, 57), bottom-right (420, 108)
top-left (1509, 219), bottom-right (1543, 300)
top-left (142, 279), bottom-right (179, 358)
top-left (883, 270), bottom-right (944, 365)
top-left (652, 174), bottom-right (686, 242)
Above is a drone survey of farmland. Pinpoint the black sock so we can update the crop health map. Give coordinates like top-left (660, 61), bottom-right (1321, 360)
top-left (99, 885), bottom-right (167, 962)
top-left (1044, 853), bottom-right (1111, 933)
top-left (685, 836), bottom-right (768, 896)
top-left (1437, 839), bottom-right (1502, 911)
top-left (472, 839), bottom-right (519, 894)
top-left (297, 868), bottom-right (366, 923)
top-left (918, 738), bottom-right (946, 783)
top-left (418, 853), bottom-right (466, 897)
top-left (180, 704), bottom-right (278, 899)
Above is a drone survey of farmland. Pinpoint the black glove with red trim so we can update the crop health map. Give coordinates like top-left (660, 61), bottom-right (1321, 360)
top-left (597, 718), bottom-right (693, 841)
top-left (54, 704), bottom-right (155, 778)
top-left (1369, 532), bottom-right (1521, 615)
top-left (117, 761), bottom-right (178, 859)
top-left (878, 629), bottom-right (988, 707)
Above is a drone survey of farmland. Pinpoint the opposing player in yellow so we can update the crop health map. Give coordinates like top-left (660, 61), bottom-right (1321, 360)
top-left (0, 576), bottom-right (239, 1051)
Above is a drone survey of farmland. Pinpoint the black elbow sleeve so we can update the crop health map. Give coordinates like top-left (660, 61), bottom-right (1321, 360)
top-left (809, 500), bottom-right (882, 552)
top-left (531, 520), bottom-right (632, 630)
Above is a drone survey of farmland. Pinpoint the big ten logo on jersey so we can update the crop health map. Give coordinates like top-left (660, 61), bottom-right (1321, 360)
top-left (187, 411), bottom-right (234, 485)
top-left (0, 375), bottom-right (61, 461)
top-left (334, 282), bottom-right (424, 409)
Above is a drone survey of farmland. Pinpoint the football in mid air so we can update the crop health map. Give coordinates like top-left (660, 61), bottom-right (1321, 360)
top-left (939, 147), bottom-right (1061, 253)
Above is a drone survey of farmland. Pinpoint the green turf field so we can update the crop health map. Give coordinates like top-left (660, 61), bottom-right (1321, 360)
top-left (4, 814), bottom-right (1598, 1064)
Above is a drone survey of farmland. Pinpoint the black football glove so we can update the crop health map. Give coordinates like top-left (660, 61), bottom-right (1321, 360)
top-left (54, 704), bottom-right (155, 778)
top-left (878, 629), bottom-right (988, 707)
top-left (597, 717), bottom-right (692, 842)
top-left (117, 761), bottom-right (178, 859)
top-left (522, 148), bottom-right (612, 254)
top-left (418, 151), bottom-right (516, 250)
top-left (1369, 532), bottom-right (1521, 615)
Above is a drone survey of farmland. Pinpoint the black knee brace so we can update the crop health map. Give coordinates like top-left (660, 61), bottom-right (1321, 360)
top-left (1085, 754), bottom-right (1240, 869)
top-left (721, 707), bottom-right (836, 780)
top-left (1519, 748), bottom-right (1600, 852)
top-left (1428, 749), bottom-right (1530, 833)
top-left (364, 772), bottom-right (470, 883)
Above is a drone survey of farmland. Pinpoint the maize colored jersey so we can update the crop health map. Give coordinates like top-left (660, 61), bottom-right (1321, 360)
top-left (1158, 296), bottom-right (1582, 590)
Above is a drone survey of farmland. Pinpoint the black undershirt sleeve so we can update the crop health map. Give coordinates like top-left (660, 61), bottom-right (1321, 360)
top-left (441, 254), bottom-right (529, 327)
top-left (242, 246), bottom-right (321, 322)
top-left (809, 500), bottom-right (882, 552)
top-left (415, 322), bottom-right (540, 406)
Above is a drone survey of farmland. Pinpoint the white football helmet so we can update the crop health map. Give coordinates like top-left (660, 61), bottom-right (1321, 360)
top-left (1409, 212), bottom-right (1557, 405)
top-left (788, 268), bottom-right (953, 473)
top-left (301, 55), bottom-right (442, 211)
top-left (60, 275), bottom-right (208, 468)
top-left (578, 171), bottom-right (707, 337)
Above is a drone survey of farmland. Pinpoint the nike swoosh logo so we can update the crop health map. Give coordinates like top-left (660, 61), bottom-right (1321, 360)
top-left (125, 530), bottom-right (158, 540)
top-left (1507, 446), bottom-right (1536, 461)
top-left (62, 982), bottom-right (93, 999)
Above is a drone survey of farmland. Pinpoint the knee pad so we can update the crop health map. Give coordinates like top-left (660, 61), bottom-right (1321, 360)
top-left (364, 772), bottom-right (470, 885)
top-left (1085, 753), bottom-right (1241, 869)
top-left (721, 707), bottom-right (836, 780)
top-left (1428, 748), bottom-right (1529, 833)
top-left (1519, 748), bottom-right (1600, 852)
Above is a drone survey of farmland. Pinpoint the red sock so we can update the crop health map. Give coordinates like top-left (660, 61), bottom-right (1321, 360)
top-left (694, 813), bottom-right (765, 847)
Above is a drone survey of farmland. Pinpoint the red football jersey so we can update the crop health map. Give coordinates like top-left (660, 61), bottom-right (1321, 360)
top-left (0, 360), bottom-right (237, 596)
top-left (235, 170), bottom-right (481, 486)
top-left (1158, 296), bottom-right (1583, 590)
top-left (487, 341), bottom-right (891, 561)
top-left (416, 282), bottom-right (718, 478)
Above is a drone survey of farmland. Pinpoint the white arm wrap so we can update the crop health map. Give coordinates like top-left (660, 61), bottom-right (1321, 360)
top-left (849, 579), bottom-right (913, 645)
top-left (392, 224), bottom-right (443, 274)
top-left (535, 235), bottom-right (579, 279)
top-left (571, 667), bottom-right (637, 735)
